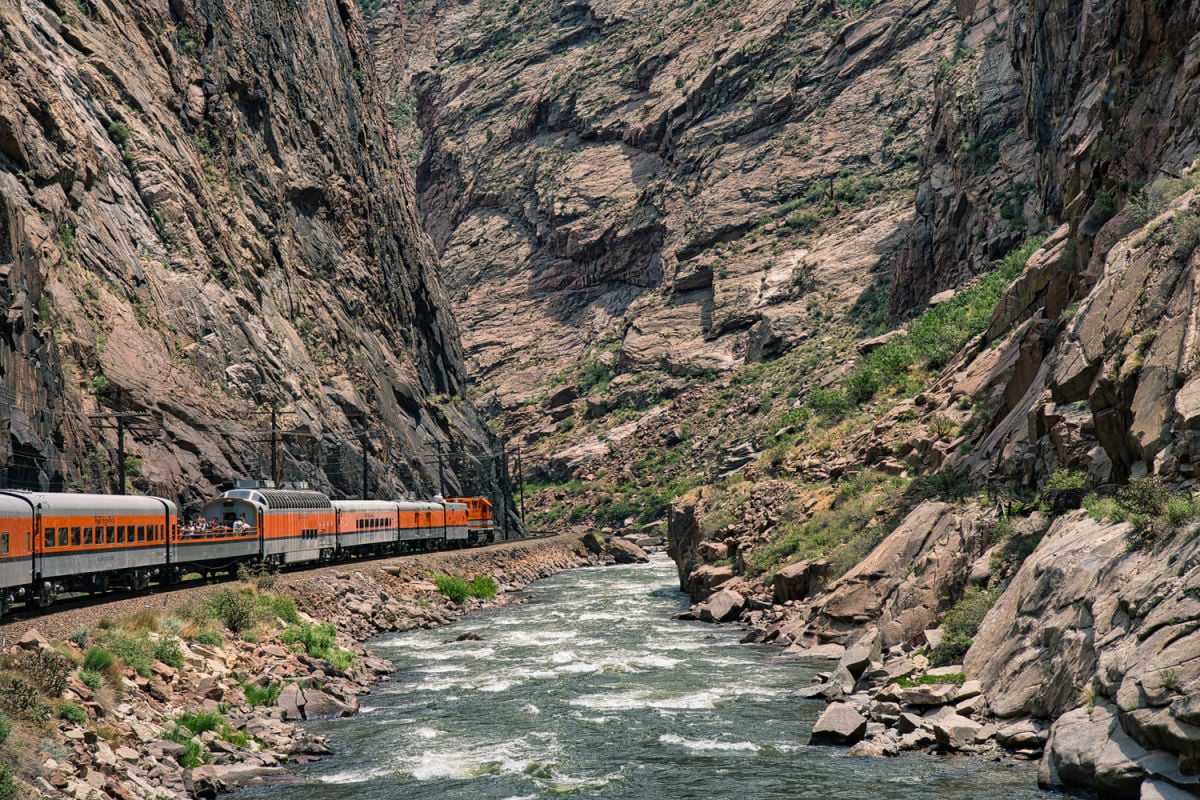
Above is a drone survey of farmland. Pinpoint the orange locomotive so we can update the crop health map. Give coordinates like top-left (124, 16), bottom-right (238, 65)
top-left (0, 485), bottom-right (497, 616)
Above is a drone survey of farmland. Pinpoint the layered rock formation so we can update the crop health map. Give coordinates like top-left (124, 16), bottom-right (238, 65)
top-left (0, 0), bottom-right (509, 511)
top-left (373, 0), bottom-right (961, 422)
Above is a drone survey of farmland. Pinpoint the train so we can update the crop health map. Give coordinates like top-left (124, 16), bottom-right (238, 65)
top-left (0, 481), bottom-right (498, 617)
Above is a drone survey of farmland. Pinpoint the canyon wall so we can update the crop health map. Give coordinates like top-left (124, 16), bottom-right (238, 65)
top-left (0, 0), bottom-right (512, 516)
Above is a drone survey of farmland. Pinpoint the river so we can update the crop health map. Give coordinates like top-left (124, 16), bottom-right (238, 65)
top-left (240, 554), bottom-right (1053, 799)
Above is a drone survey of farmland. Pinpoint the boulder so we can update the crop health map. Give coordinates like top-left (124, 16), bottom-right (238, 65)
top-left (17, 629), bottom-right (50, 651)
top-left (300, 688), bottom-right (358, 719)
top-left (581, 531), bottom-right (605, 555)
top-left (809, 702), bottom-right (868, 747)
top-left (1039, 703), bottom-right (1147, 798)
top-left (698, 541), bottom-right (729, 562)
top-left (1141, 780), bottom-right (1196, 800)
top-left (686, 564), bottom-right (735, 599)
top-left (773, 642), bottom-right (846, 662)
top-left (772, 559), bottom-right (831, 603)
top-left (932, 714), bottom-right (983, 750)
top-left (696, 588), bottom-right (745, 623)
top-left (276, 685), bottom-right (305, 721)
top-left (606, 536), bottom-right (650, 564)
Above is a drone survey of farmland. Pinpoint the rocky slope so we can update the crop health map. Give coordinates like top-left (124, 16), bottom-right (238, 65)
top-left (0, 0), bottom-right (511, 511)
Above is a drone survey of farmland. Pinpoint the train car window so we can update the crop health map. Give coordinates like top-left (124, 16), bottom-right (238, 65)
top-left (44, 528), bottom-right (54, 548)
top-left (84, 527), bottom-right (93, 545)
top-left (117, 525), bottom-right (125, 543)
top-left (59, 527), bottom-right (69, 547)
top-left (72, 527), bottom-right (81, 546)
top-left (137, 525), bottom-right (145, 542)
top-left (0, 532), bottom-right (7, 555)
top-left (106, 526), bottom-right (115, 544)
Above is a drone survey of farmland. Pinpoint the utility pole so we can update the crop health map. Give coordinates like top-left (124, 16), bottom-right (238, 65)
top-left (515, 444), bottom-right (526, 525)
top-left (248, 405), bottom-right (313, 486)
top-left (361, 430), bottom-right (369, 499)
top-left (435, 441), bottom-right (446, 496)
top-left (89, 411), bottom-right (153, 495)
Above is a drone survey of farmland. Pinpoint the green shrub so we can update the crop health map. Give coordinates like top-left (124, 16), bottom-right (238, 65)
top-left (241, 682), bottom-right (281, 707)
top-left (896, 672), bottom-right (966, 688)
top-left (1045, 469), bottom-right (1087, 491)
top-left (846, 237), bottom-right (1045, 404)
top-left (82, 646), bottom-right (114, 672)
top-left (153, 636), bottom-right (185, 669)
top-left (467, 575), bottom-right (498, 600)
top-left (278, 622), bottom-right (353, 669)
top-left (931, 587), bottom-right (1000, 666)
top-left (18, 648), bottom-right (71, 696)
top-left (0, 711), bottom-right (11, 745)
top-left (746, 471), bottom-right (910, 578)
top-left (433, 574), bottom-right (469, 603)
top-left (1166, 497), bottom-right (1199, 526)
top-left (177, 711), bottom-right (224, 735)
top-left (57, 700), bottom-right (87, 724)
top-left (205, 588), bottom-right (257, 633)
top-left (930, 633), bottom-right (973, 667)
top-left (100, 630), bottom-right (153, 677)
top-left (78, 670), bottom-right (102, 689)
top-left (0, 677), bottom-right (50, 723)
top-left (238, 561), bottom-right (279, 591)
top-left (163, 726), bottom-right (209, 768)
top-left (194, 630), bottom-right (223, 647)
top-left (69, 628), bottom-right (89, 649)
top-left (256, 593), bottom-right (301, 625)
top-left (1083, 492), bottom-right (1123, 523)
top-left (0, 764), bottom-right (16, 800)
top-left (1118, 477), bottom-right (1170, 517)
top-left (806, 388), bottom-right (850, 421)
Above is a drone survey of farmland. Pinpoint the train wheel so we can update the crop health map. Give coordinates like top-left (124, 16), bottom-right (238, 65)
top-left (30, 581), bottom-right (56, 608)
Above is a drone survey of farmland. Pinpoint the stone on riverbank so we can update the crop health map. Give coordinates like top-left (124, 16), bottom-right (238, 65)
top-left (696, 588), bottom-right (745, 623)
top-left (809, 702), bottom-right (868, 746)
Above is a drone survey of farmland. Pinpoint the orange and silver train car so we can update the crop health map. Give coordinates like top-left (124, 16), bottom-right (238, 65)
top-left (446, 496), bottom-right (496, 544)
top-left (0, 491), bottom-right (176, 612)
top-left (199, 486), bottom-right (336, 566)
top-left (396, 498), bottom-right (469, 547)
top-left (331, 499), bottom-right (404, 555)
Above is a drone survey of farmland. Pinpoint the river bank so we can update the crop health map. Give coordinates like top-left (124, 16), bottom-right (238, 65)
top-left (0, 532), bottom-right (604, 800)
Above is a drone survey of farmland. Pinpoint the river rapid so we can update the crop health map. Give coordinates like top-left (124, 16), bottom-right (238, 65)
top-left (241, 555), bottom-right (1054, 799)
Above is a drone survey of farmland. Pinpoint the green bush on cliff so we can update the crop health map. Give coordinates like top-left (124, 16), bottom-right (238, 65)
top-left (846, 237), bottom-right (1046, 405)
top-left (746, 471), bottom-right (910, 579)
top-left (931, 587), bottom-right (999, 667)
top-left (1084, 477), bottom-right (1200, 549)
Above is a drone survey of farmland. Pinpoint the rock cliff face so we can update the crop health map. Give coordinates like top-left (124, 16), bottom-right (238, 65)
top-left (373, 0), bottom-right (960, 420)
top-left (0, 0), bottom-right (509, 512)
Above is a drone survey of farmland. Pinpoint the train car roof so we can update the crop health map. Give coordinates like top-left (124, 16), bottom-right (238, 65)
top-left (216, 488), bottom-right (333, 510)
top-left (392, 500), bottom-right (450, 513)
top-left (330, 499), bottom-right (402, 513)
top-left (0, 491), bottom-right (177, 515)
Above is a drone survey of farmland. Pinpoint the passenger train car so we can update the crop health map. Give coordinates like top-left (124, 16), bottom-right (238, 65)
top-left (0, 485), bottom-right (498, 617)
